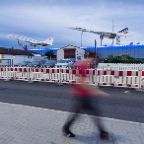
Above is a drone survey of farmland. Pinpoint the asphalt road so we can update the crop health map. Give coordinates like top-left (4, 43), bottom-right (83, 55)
top-left (0, 80), bottom-right (144, 123)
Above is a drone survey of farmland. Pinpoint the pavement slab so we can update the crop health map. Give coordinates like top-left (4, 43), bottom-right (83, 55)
top-left (0, 102), bottom-right (143, 144)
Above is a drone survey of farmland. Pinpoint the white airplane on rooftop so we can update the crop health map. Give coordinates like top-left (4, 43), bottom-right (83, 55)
top-left (69, 27), bottom-right (129, 46)
top-left (5, 34), bottom-right (54, 47)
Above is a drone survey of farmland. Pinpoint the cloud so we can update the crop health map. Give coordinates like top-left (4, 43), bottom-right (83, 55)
top-left (1, 0), bottom-right (144, 6)
top-left (0, 0), bottom-right (144, 47)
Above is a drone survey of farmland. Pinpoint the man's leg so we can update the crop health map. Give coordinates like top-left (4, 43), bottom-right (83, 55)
top-left (62, 97), bottom-right (82, 137)
top-left (63, 110), bottom-right (79, 130)
top-left (83, 99), bottom-right (110, 141)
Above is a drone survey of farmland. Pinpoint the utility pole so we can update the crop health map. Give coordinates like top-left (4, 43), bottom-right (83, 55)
top-left (95, 39), bottom-right (97, 59)
top-left (81, 31), bottom-right (83, 48)
top-left (112, 19), bottom-right (115, 46)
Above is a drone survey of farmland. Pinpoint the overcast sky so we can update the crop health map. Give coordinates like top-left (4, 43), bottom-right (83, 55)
top-left (0, 0), bottom-right (144, 48)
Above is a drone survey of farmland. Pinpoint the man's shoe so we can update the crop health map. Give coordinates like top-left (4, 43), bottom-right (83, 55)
top-left (64, 131), bottom-right (76, 137)
top-left (100, 131), bottom-right (110, 141)
top-left (62, 129), bottom-right (76, 138)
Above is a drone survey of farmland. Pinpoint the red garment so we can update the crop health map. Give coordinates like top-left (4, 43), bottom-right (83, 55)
top-left (72, 85), bottom-right (92, 97)
top-left (72, 61), bottom-right (91, 97)
top-left (76, 61), bottom-right (90, 77)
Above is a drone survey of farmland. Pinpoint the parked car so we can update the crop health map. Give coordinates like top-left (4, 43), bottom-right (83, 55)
top-left (55, 59), bottom-right (74, 68)
top-left (67, 58), bottom-right (76, 63)
top-left (41, 60), bottom-right (56, 68)
top-left (27, 60), bottom-right (46, 67)
top-left (14, 61), bottom-right (32, 67)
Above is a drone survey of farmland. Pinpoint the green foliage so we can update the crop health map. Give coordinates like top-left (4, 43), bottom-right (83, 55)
top-left (104, 55), bottom-right (142, 63)
top-left (84, 50), bottom-right (90, 58)
top-left (45, 51), bottom-right (55, 59)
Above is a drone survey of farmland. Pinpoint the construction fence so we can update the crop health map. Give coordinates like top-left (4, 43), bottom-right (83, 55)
top-left (98, 63), bottom-right (144, 71)
top-left (1, 66), bottom-right (144, 91)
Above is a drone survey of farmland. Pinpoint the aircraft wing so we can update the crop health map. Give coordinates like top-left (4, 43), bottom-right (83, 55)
top-left (69, 27), bottom-right (89, 32)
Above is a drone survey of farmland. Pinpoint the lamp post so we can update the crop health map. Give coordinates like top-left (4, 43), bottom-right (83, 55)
top-left (94, 39), bottom-right (98, 85)
top-left (81, 31), bottom-right (83, 48)
top-left (95, 39), bottom-right (97, 59)
top-left (95, 39), bottom-right (99, 70)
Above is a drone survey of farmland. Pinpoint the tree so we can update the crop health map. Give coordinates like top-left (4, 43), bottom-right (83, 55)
top-left (45, 51), bottom-right (55, 59)
top-left (104, 55), bottom-right (142, 63)
top-left (84, 50), bottom-right (90, 58)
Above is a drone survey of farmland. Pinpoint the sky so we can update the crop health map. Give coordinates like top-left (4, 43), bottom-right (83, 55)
top-left (0, 0), bottom-right (144, 49)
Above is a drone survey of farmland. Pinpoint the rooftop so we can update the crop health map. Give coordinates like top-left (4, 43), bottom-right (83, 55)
top-left (0, 47), bottom-right (34, 56)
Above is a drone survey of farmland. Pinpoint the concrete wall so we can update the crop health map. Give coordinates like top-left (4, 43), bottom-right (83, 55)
top-left (57, 48), bottom-right (64, 60)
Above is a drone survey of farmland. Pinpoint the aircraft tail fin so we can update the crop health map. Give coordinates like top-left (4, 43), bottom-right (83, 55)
top-left (118, 27), bottom-right (128, 34)
top-left (44, 37), bottom-right (54, 45)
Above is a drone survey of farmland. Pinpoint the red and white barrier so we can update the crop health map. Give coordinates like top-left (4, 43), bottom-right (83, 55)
top-left (0, 66), bottom-right (143, 90)
top-left (41, 68), bottom-right (60, 83)
top-left (95, 70), bottom-right (140, 88)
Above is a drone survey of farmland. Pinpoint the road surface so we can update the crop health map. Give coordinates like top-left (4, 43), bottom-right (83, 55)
top-left (0, 80), bottom-right (144, 122)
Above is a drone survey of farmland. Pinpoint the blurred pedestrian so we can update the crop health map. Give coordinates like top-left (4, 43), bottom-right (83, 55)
top-left (62, 55), bottom-right (110, 141)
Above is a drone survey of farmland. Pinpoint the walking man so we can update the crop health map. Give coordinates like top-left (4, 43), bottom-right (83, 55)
top-left (62, 56), bottom-right (110, 141)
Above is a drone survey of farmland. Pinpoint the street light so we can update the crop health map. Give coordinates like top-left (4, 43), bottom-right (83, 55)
top-left (94, 39), bottom-right (99, 69)
top-left (80, 31), bottom-right (83, 48)
top-left (95, 39), bottom-right (97, 59)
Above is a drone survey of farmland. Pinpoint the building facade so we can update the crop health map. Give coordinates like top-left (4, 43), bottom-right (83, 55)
top-left (0, 47), bottom-right (34, 66)
top-left (30, 44), bottom-right (144, 59)
top-left (85, 45), bottom-right (144, 58)
top-left (57, 44), bottom-right (85, 60)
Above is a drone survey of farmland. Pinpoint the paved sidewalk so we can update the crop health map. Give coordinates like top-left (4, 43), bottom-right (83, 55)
top-left (0, 102), bottom-right (143, 144)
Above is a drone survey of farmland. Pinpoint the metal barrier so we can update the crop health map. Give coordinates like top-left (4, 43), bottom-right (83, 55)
top-left (0, 66), bottom-right (143, 90)
top-left (98, 63), bottom-right (144, 71)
